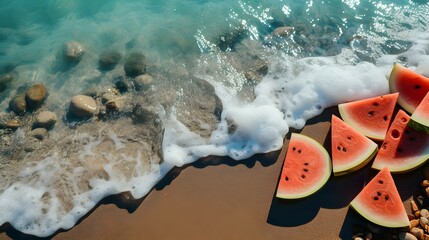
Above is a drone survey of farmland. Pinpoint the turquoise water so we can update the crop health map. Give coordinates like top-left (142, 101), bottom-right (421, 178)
top-left (0, 0), bottom-right (428, 236)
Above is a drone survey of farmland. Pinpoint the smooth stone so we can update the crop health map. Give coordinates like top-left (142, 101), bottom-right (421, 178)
top-left (410, 227), bottom-right (424, 239)
top-left (422, 180), bottom-right (429, 187)
top-left (30, 128), bottom-right (48, 140)
top-left (272, 26), bottom-right (294, 37)
top-left (35, 111), bottom-right (57, 129)
top-left (99, 51), bottom-right (121, 70)
top-left (124, 52), bottom-right (147, 77)
top-left (25, 84), bottom-right (46, 109)
top-left (410, 219), bottom-right (420, 228)
top-left (69, 95), bottom-right (98, 118)
top-left (420, 217), bottom-right (429, 228)
top-left (133, 74), bottom-right (153, 91)
top-left (5, 119), bottom-right (20, 129)
top-left (421, 209), bottom-right (429, 219)
top-left (63, 41), bottom-right (85, 62)
top-left (101, 92), bottom-right (117, 104)
top-left (398, 232), bottom-right (418, 240)
top-left (9, 94), bottom-right (26, 115)
top-left (105, 98), bottom-right (125, 114)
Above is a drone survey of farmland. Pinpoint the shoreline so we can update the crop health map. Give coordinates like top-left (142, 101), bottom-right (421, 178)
top-left (0, 107), bottom-right (422, 240)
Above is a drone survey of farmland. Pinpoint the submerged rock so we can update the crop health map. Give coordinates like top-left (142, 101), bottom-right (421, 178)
top-left (131, 104), bottom-right (159, 125)
top-left (124, 53), bottom-right (148, 77)
top-left (272, 26), bottom-right (294, 37)
top-left (4, 118), bottom-right (20, 130)
top-left (63, 41), bottom-right (85, 62)
top-left (35, 111), bottom-right (57, 129)
top-left (9, 94), bottom-right (26, 115)
top-left (30, 128), bottom-right (49, 140)
top-left (0, 73), bottom-right (14, 92)
top-left (115, 79), bottom-right (133, 93)
top-left (99, 51), bottom-right (122, 70)
top-left (25, 84), bottom-right (47, 110)
top-left (133, 74), bottom-right (153, 91)
top-left (69, 95), bottom-right (98, 118)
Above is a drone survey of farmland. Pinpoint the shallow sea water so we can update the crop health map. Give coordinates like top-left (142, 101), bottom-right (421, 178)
top-left (0, 0), bottom-right (428, 236)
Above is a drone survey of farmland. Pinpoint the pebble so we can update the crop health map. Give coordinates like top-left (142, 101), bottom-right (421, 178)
top-left (411, 200), bottom-right (419, 213)
top-left (9, 94), bottom-right (26, 115)
top-left (105, 98), bottom-right (125, 114)
top-left (101, 92), bottom-right (117, 104)
top-left (410, 219), bottom-right (419, 228)
top-left (272, 26), bottom-right (294, 37)
top-left (69, 95), bottom-right (98, 118)
top-left (99, 51), bottom-right (121, 70)
top-left (133, 74), bottom-right (153, 91)
top-left (25, 84), bottom-right (46, 109)
top-left (35, 111), bottom-right (57, 129)
top-left (421, 217), bottom-right (429, 228)
top-left (5, 119), bottom-right (20, 129)
top-left (411, 227), bottom-right (424, 239)
top-left (399, 232), bottom-right (418, 240)
top-left (421, 209), bottom-right (429, 219)
top-left (124, 52), bottom-right (147, 77)
top-left (30, 128), bottom-right (48, 140)
top-left (63, 41), bottom-right (85, 62)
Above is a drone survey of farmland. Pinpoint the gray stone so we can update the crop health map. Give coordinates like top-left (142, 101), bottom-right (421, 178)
top-left (35, 111), bottom-right (57, 129)
top-left (30, 128), bottom-right (48, 140)
top-left (69, 95), bottom-right (98, 118)
top-left (63, 41), bottom-right (85, 62)
top-left (99, 51), bottom-right (121, 70)
top-left (25, 84), bottom-right (46, 109)
top-left (9, 94), bottom-right (26, 115)
top-left (124, 52), bottom-right (147, 77)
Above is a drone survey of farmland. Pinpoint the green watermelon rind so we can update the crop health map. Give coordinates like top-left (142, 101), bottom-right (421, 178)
top-left (276, 133), bottom-right (332, 199)
top-left (338, 104), bottom-right (386, 141)
top-left (333, 145), bottom-right (378, 176)
top-left (350, 196), bottom-right (409, 228)
top-left (389, 63), bottom-right (416, 114)
top-left (408, 119), bottom-right (429, 134)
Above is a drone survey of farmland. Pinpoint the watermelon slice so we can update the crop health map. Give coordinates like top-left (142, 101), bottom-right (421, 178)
top-left (350, 167), bottom-right (409, 228)
top-left (409, 91), bottom-right (429, 133)
top-left (389, 63), bottom-right (429, 114)
top-left (276, 133), bottom-right (331, 199)
top-left (372, 110), bottom-right (429, 173)
top-left (331, 115), bottom-right (378, 176)
top-left (338, 93), bottom-right (398, 141)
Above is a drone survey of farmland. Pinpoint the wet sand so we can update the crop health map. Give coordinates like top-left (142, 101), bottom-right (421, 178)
top-left (0, 107), bottom-right (422, 240)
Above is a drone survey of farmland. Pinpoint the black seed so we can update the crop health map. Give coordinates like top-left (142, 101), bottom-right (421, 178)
top-left (368, 111), bottom-right (375, 117)
top-left (285, 176), bottom-right (289, 181)
top-left (383, 115), bottom-right (388, 121)
top-left (377, 192), bottom-right (381, 196)
top-left (301, 175), bottom-right (306, 179)
top-left (373, 196), bottom-right (379, 201)
top-left (304, 162), bottom-right (309, 166)
top-left (378, 180), bottom-right (384, 184)
top-left (373, 102), bottom-right (380, 106)
top-left (415, 85), bottom-right (421, 89)
top-left (303, 168), bottom-right (308, 172)
top-left (385, 196), bottom-right (389, 201)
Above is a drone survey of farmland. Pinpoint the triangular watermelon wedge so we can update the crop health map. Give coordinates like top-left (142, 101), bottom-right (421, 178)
top-left (389, 63), bottom-right (429, 114)
top-left (372, 110), bottom-right (429, 173)
top-left (338, 93), bottom-right (399, 141)
top-left (331, 115), bottom-right (378, 176)
top-left (350, 167), bottom-right (409, 228)
top-left (276, 133), bottom-right (331, 199)
top-left (409, 91), bottom-right (429, 134)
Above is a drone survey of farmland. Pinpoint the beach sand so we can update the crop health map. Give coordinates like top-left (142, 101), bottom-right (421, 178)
top-left (0, 107), bottom-right (422, 240)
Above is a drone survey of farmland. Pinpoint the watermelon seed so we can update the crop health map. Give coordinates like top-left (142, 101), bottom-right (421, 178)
top-left (301, 175), bottom-right (306, 179)
top-left (384, 196), bottom-right (389, 201)
top-left (342, 147), bottom-right (347, 152)
top-left (347, 136), bottom-right (352, 140)
top-left (372, 102), bottom-right (380, 106)
top-left (298, 149), bottom-right (301, 154)
top-left (303, 168), bottom-right (308, 172)
top-left (304, 162), bottom-right (309, 166)
top-left (337, 146), bottom-right (341, 151)
top-left (285, 176), bottom-right (289, 181)
top-left (377, 191), bottom-right (381, 196)
top-left (292, 147), bottom-right (296, 151)
top-left (373, 196), bottom-right (379, 201)
top-left (400, 117), bottom-right (407, 122)
top-left (391, 129), bottom-right (400, 139)
top-left (378, 180), bottom-right (384, 184)
top-left (383, 115), bottom-right (388, 121)
top-left (368, 111), bottom-right (375, 117)
top-left (415, 85), bottom-right (421, 89)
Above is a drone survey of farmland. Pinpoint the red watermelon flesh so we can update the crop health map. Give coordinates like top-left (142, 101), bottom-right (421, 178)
top-left (338, 93), bottom-right (399, 141)
top-left (372, 110), bottom-right (429, 173)
top-left (331, 115), bottom-right (378, 176)
top-left (350, 167), bottom-right (409, 228)
top-left (389, 63), bottom-right (429, 114)
top-left (276, 133), bottom-right (331, 199)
